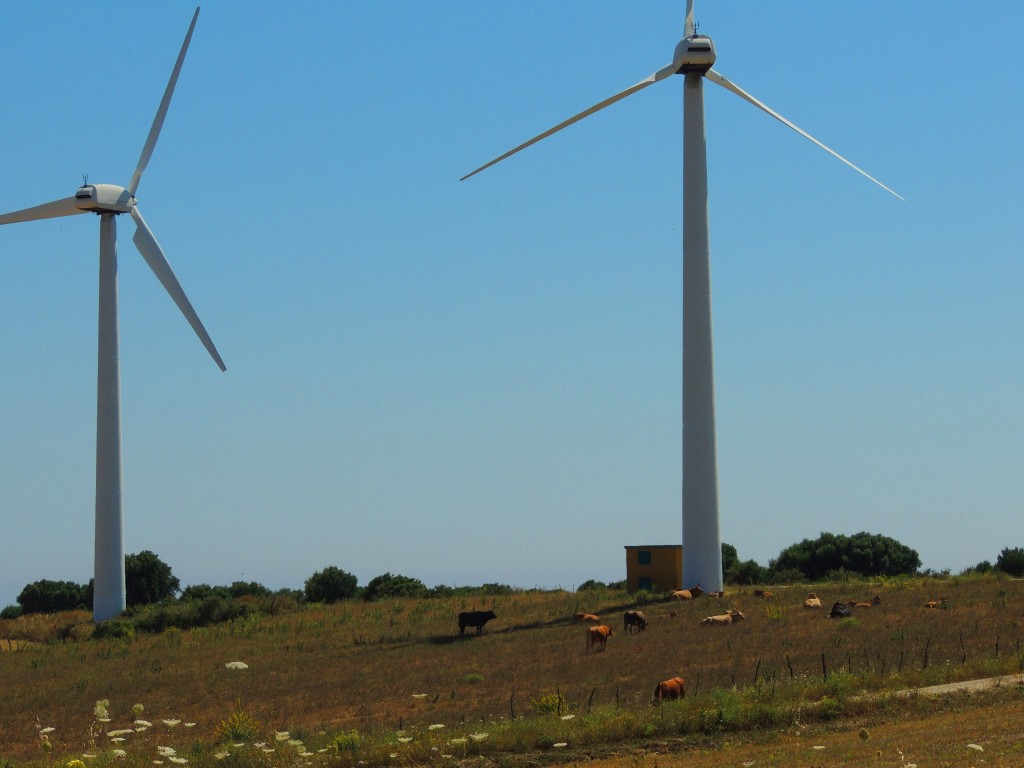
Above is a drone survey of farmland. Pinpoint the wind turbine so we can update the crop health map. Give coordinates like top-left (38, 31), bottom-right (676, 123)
top-left (462, 2), bottom-right (901, 592)
top-left (0, 7), bottom-right (224, 622)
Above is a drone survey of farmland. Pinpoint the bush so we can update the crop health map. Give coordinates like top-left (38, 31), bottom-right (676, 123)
top-left (996, 547), bottom-right (1024, 577)
top-left (577, 580), bottom-right (606, 591)
top-left (93, 619), bottom-right (136, 641)
top-left (1, 604), bottom-right (24, 620)
top-left (769, 532), bottom-right (920, 581)
top-left (124, 550), bottom-right (180, 606)
top-left (305, 566), bottom-right (359, 603)
top-left (17, 579), bottom-right (88, 614)
top-left (229, 581), bottom-right (272, 598)
top-left (180, 584), bottom-right (231, 601)
top-left (726, 559), bottom-right (767, 585)
top-left (362, 573), bottom-right (428, 601)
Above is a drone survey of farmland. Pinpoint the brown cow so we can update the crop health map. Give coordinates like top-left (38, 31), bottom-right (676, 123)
top-left (803, 593), bottom-right (822, 609)
top-left (623, 610), bottom-right (647, 633)
top-left (651, 676), bottom-right (686, 704)
top-left (574, 613), bottom-right (601, 622)
top-left (700, 609), bottom-right (746, 626)
top-left (925, 597), bottom-right (948, 610)
top-left (586, 625), bottom-right (613, 651)
top-left (846, 600), bottom-right (873, 608)
top-left (754, 589), bottom-right (775, 600)
top-left (671, 584), bottom-right (704, 601)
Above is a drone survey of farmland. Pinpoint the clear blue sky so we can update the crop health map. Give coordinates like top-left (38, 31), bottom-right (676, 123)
top-left (1, 2), bottom-right (1021, 608)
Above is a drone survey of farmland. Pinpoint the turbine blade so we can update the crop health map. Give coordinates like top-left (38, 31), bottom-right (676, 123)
top-left (127, 7), bottom-right (200, 197)
top-left (704, 68), bottom-right (904, 200)
top-left (130, 205), bottom-right (226, 372)
top-left (685, 0), bottom-right (695, 38)
top-left (461, 62), bottom-right (679, 181)
top-left (0, 196), bottom-right (85, 225)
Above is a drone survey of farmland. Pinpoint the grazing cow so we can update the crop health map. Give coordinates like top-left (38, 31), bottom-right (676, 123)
top-left (829, 602), bottom-right (853, 619)
top-left (707, 590), bottom-right (725, 599)
top-left (671, 584), bottom-right (704, 601)
top-left (700, 609), bottom-right (746, 626)
top-left (623, 610), bottom-right (647, 633)
top-left (651, 676), bottom-right (686, 704)
top-left (574, 613), bottom-right (601, 622)
top-left (458, 610), bottom-right (497, 636)
top-left (586, 625), bottom-right (613, 652)
top-left (754, 589), bottom-right (774, 600)
top-left (925, 597), bottom-right (948, 610)
top-left (803, 593), bottom-right (822, 609)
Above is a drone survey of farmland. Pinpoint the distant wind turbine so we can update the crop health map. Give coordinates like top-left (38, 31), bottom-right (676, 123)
top-left (462, 1), bottom-right (901, 592)
top-left (0, 7), bottom-right (224, 622)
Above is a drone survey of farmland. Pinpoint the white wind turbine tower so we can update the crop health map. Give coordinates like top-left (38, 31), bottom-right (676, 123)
top-left (0, 7), bottom-right (224, 622)
top-left (462, 2), bottom-right (901, 592)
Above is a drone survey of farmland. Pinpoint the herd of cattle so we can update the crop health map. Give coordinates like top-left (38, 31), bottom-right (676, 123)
top-left (458, 588), bottom-right (949, 704)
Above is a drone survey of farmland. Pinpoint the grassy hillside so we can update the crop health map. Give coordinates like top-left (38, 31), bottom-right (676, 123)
top-left (2, 576), bottom-right (1022, 765)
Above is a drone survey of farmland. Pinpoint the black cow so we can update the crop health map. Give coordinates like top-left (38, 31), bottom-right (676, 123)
top-left (829, 601), bottom-right (852, 619)
top-left (458, 610), bottom-right (497, 636)
top-left (623, 610), bottom-right (648, 633)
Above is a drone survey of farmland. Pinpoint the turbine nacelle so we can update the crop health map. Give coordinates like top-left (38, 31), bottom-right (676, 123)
top-left (75, 184), bottom-right (134, 214)
top-left (673, 35), bottom-right (716, 74)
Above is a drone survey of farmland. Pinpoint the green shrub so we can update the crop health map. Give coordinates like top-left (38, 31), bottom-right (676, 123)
top-left (332, 730), bottom-right (362, 752)
top-left (532, 693), bottom-right (565, 715)
top-left (93, 620), bottom-right (135, 641)
top-left (461, 673), bottom-right (484, 684)
top-left (216, 702), bottom-right (262, 743)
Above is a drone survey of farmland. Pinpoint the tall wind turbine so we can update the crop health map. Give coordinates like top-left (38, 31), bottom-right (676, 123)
top-left (462, 2), bottom-right (901, 592)
top-left (0, 7), bottom-right (224, 622)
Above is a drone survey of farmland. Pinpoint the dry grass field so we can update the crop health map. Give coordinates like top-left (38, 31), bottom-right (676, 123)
top-left (2, 576), bottom-right (1023, 766)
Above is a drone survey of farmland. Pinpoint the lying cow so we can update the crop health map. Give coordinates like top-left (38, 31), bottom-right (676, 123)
top-left (651, 676), bottom-right (686, 704)
top-left (700, 609), bottom-right (746, 626)
top-left (574, 613), bottom-right (601, 622)
top-left (803, 592), bottom-right (822, 609)
top-left (671, 584), bottom-right (704, 600)
top-left (754, 589), bottom-right (774, 600)
top-left (623, 610), bottom-right (647, 633)
top-left (829, 602), bottom-right (852, 619)
top-left (586, 625), bottom-right (613, 652)
top-left (458, 610), bottom-right (497, 636)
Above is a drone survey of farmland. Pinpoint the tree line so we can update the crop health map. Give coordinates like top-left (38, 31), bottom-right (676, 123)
top-left (5, 535), bottom-right (1024, 619)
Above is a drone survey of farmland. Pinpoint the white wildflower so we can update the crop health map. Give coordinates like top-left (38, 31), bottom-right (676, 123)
top-left (163, 719), bottom-right (181, 727)
top-left (411, 693), bottom-right (429, 699)
top-left (156, 746), bottom-right (176, 756)
top-left (288, 739), bottom-right (304, 747)
top-left (40, 727), bottom-right (56, 734)
top-left (275, 731), bottom-right (290, 741)
top-left (470, 733), bottom-right (488, 742)
top-left (232, 743), bottom-right (245, 748)
top-left (450, 738), bottom-right (467, 745)
top-left (967, 743), bottom-right (984, 752)
top-left (107, 730), bottom-right (135, 738)
top-left (428, 724), bottom-right (445, 730)
top-left (225, 661), bottom-right (249, 670)
top-left (110, 738), bottom-right (127, 744)
top-left (262, 748), bottom-right (275, 754)
top-left (553, 743), bottom-right (568, 749)
top-left (184, 723), bottom-right (196, 728)
top-left (214, 753), bottom-right (229, 761)
top-left (397, 737), bottom-right (413, 744)
top-left (560, 714), bottom-right (575, 721)
top-left (390, 753), bottom-right (398, 759)
top-left (153, 762), bottom-right (164, 765)
top-left (169, 758), bottom-right (188, 765)
top-left (254, 743), bottom-right (266, 748)
top-left (812, 745), bottom-right (825, 750)
top-left (135, 720), bottom-right (152, 728)
top-left (111, 750), bottom-right (127, 758)
top-left (441, 755), bottom-right (453, 759)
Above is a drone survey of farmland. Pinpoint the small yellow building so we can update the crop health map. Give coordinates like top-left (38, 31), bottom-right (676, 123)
top-left (624, 544), bottom-right (682, 593)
